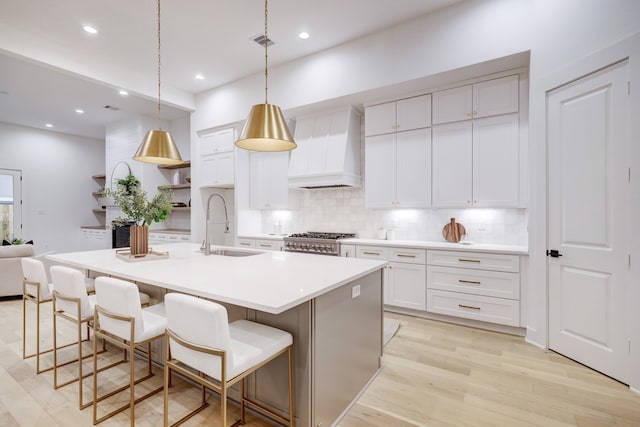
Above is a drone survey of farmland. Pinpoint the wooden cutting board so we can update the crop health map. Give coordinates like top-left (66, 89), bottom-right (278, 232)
top-left (442, 217), bottom-right (465, 243)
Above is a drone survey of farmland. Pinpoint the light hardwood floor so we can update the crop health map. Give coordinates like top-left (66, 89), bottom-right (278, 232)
top-left (2, 299), bottom-right (639, 426)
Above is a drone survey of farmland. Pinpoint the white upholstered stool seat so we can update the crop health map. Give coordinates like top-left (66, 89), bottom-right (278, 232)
top-left (92, 276), bottom-right (167, 426)
top-left (163, 293), bottom-right (294, 427)
top-left (21, 258), bottom-right (55, 374)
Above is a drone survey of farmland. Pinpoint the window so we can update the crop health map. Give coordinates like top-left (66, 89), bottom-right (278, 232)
top-left (0, 169), bottom-right (22, 242)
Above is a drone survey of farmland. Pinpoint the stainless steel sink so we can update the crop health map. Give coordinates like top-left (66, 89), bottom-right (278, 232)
top-left (201, 248), bottom-right (262, 257)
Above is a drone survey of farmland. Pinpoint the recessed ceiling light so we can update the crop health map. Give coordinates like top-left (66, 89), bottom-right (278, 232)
top-left (299, 32), bottom-right (310, 40)
top-left (45, 123), bottom-right (53, 128)
top-left (83, 25), bottom-right (98, 34)
top-left (119, 90), bottom-right (129, 96)
top-left (195, 74), bottom-right (204, 80)
top-left (75, 109), bottom-right (85, 114)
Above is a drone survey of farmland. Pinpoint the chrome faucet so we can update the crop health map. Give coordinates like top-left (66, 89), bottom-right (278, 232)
top-left (203, 193), bottom-right (230, 255)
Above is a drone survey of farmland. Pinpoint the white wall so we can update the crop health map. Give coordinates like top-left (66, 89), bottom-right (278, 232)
top-left (0, 122), bottom-right (104, 253)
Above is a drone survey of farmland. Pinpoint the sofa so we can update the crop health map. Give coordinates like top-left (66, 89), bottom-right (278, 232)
top-left (0, 244), bottom-right (35, 297)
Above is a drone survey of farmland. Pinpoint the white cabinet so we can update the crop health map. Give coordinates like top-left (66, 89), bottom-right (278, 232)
top-left (365, 94), bottom-right (431, 136)
top-left (432, 75), bottom-right (519, 124)
top-left (250, 152), bottom-right (290, 209)
top-left (200, 128), bottom-right (235, 188)
top-left (432, 114), bottom-right (519, 207)
top-left (201, 151), bottom-right (234, 187)
top-left (236, 237), bottom-right (283, 251)
top-left (365, 128), bottom-right (431, 208)
top-left (356, 245), bottom-right (426, 311)
top-left (426, 250), bottom-right (521, 327)
top-left (148, 231), bottom-right (190, 245)
top-left (340, 244), bottom-right (356, 258)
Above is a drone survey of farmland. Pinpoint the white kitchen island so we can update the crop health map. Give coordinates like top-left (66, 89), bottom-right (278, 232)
top-left (48, 242), bottom-right (386, 427)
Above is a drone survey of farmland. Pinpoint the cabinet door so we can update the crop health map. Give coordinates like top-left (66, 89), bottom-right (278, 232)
top-left (200, 127), bottom-right (235, 155)
top-left (395, 128), bottom-right (431, 208)
top-left (364, 101), bottom-right (396, 136)
top-left (473, 75), bottom-right (519, 119)
top-left (364, 134), bottom-right (397, 208)
top-left (288, 117), bottom-right (313, 178)
top-left (396, 94), bottom-right (432, 131)
top-left (432, 122), bottom-right (473, 207)
top-left (472, 114), bottom-right (519, 206)
top-left (250, 152), bottom-right (290, 209)
top-left (387, 262), bottom-right (426, 310)
top-left (340, 244), bottom-right (356, 258)
top-left (432, 85), bottom-right (472, 124)
top-left (201, 152), bottom-right (234, 187)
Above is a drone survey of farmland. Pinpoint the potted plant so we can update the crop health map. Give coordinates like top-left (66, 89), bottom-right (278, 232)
top-left (106, 173), bottom-right (173, 255)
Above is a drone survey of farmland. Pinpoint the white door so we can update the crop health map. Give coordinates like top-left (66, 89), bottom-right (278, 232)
top-left (0, 169), bottom-right (22, 241)
top-left (547, 60), bottom-right (630, 383)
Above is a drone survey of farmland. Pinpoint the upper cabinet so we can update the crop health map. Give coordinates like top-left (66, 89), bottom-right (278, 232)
top-left (250, 152), bottom-right (290, 210)
top-left (365, 94), bottom-right (433, 209)
top-left (432, 114), bottom-right (520, 207)
top-left (199, 128), bottom-right (235, 188)
top-left (365, 94), bottom-right (432, 136)
top-left (432, 75), bottom-right (519, 125)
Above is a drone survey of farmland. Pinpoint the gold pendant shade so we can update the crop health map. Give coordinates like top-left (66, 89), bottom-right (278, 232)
top-left (235, 103), bottom-right (297, 152)
top-left (133, 129), bottom-right (183, 165)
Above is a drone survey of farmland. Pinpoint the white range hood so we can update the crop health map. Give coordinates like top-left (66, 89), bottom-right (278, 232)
top-left (288, 107), bottom-right (361, 188)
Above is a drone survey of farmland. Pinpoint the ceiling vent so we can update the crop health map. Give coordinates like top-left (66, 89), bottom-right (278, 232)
top-left (103, 105), bottom-right (120, 111)
top-left (252, 34), bottom-right (274, 47)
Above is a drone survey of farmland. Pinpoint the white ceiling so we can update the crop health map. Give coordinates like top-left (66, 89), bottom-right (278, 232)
top-left (0, 0), bottom-right (464, 139)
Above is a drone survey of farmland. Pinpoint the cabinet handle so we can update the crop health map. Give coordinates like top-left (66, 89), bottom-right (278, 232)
top-left (459, 304), bottom-right (481, 310)
top-left (473, 111), bottom-right (478, 116)
top-left (363, 251), bottom-right (381, 256)
top-left (458, 258), bottom-right (481, 263)
top-left (396, 254), bottom-right (416, 258)
top-left (259, 244), bottom-right (271, 248)
top-left (466, 112), bottom-right (472, 117)
top-left (240, 242), bottom-right (251, 246)
top-left (459, 279), bottom-right (481, 285)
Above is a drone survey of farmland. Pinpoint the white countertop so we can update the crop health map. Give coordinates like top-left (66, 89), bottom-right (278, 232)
top-left (47, 243), bottom-right (386, 314)
top-left (341, 238), bottom-right (528, 255)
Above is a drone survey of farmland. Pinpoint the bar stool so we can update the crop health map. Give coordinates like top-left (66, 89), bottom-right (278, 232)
top-left (163, 293), bottom-right (294, 427)
top-left (21, 258), bottom-right (54, 373)
top-left (92, 276), bottom-right (167, 426)
top-left (50, 265), bottom-right (119, 410)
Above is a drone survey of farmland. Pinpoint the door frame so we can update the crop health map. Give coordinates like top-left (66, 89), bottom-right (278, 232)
top-left (527, 33), bottom-right (640, 392)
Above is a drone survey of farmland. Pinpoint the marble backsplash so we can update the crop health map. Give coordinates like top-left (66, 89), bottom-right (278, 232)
top-left (261, 187), bottom-right (528, 246)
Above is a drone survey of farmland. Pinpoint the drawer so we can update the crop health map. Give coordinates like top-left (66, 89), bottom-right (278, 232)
top-left (427, 289), bottom-right (520, 327)
top-left (255, 239), bottom-right (283, 251)
top-left (356, 245), bottom-right (389, 260)
top-left (389, 248), bottom-right (426, 264)
top-left (427, 250), bottom-right (519, 272)
top-left (427, 266), bottom-right (519, 299)
top-left (237, 239), bottom-right (256, 248)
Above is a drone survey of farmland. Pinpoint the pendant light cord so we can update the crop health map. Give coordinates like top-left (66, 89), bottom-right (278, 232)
top-left (157, 0), bottom-right (162, 130)
top-left (264, 0), bottom-right (269, 104)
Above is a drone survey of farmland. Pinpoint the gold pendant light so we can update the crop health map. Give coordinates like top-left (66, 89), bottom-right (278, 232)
top-left (235, 0), bottom-right (296, 152)
top-left (133, 0), bottom-right (184, 165)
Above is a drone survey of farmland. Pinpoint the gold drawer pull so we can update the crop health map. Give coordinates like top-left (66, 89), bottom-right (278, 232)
top-left (240, 243), bottom-right (252, 246)
top-left (259, 244), bottom-right (271, 248)
top-left (459, 279), bottom-right (481, 285)
top-left (396, 254), bottom-right (416, 258)
top-left (363, 251), bottom-right (381, 256)
top-left (459, 304), bottom-right (481, 310)
top-left (458, 258), bottom-right (480, 263)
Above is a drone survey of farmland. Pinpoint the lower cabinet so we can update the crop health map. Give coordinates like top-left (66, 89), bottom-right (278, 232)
top-left (236, 237), bottom-right (283, 251)
top-left (148, 232), bottom-right (190, 245)
top-left (426, 250), bottom-right (521, 327)
top-left (356, 245), bottom-right (426, 310)
top-left (351, 244), bottom-right (525, 329)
